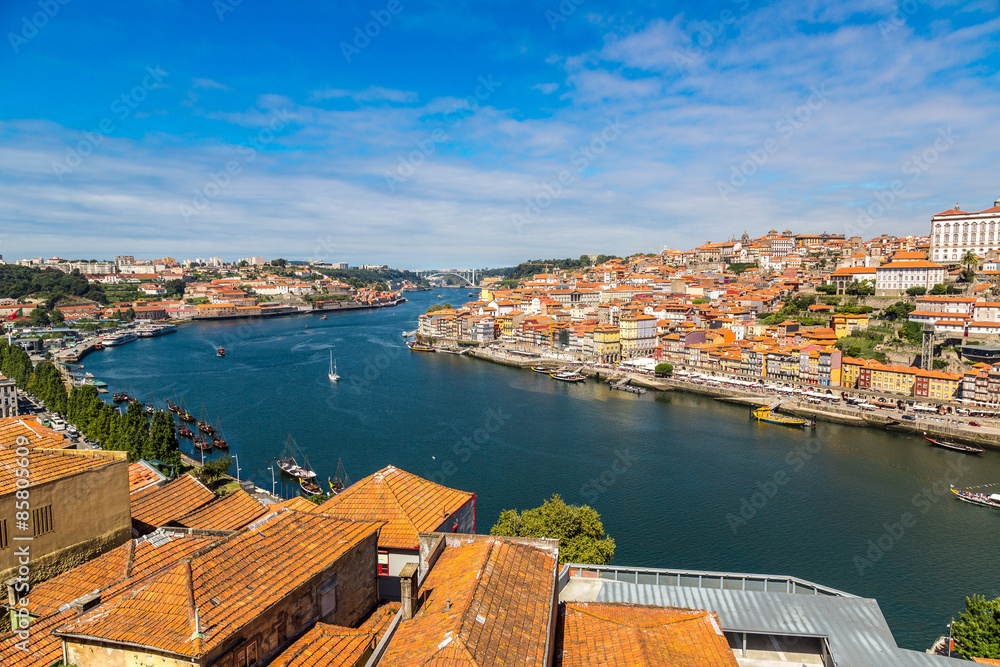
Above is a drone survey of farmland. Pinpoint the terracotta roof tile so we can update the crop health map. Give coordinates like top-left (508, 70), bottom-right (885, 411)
top-left (0, 416), bottom-right (68, 450)
top-left (0, 447), bottom-right (125, 495)
top-left (128, 461), bottom-right (166, 494)
top-left (555, 602), bottom-right (738, 666)
top-left (382, 536), bottom-right (557, 666)
top-left (277, 496), bottom-right (320, 512)
top-left (271, 624), bottom-right (376, 667)
top-left (313, 466), bottom-right (474, 549)
top-left (0, 609), bottom-right (74, 667)
top-left (129, 474), bottom-right (215, 534)
top-left (170, 489), bottom-right (269, 532)
top-left (56, 511), bottom-right (382, 659)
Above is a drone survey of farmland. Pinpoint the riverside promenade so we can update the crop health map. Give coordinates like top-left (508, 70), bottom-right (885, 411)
top-left (465, 346), bottom-right (1000, 450)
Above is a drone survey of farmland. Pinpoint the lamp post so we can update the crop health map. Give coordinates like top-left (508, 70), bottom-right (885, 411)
top-left (232, 454), bottom-right (241, 483)
top-left (268, 465), bottom-right (276, 497)
top-left (946, 623), bottom-right (953, 658)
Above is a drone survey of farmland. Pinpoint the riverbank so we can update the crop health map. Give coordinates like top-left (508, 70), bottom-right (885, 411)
top-left (464, 346), bottom-right (1000, 450)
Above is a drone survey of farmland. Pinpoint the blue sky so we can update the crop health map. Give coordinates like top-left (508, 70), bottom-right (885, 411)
top-left (1, 0), bottom-right (998, 269)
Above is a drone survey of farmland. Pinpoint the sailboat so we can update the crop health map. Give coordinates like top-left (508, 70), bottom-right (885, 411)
top-left (277, 435), bottom-right (317, 480)
top-left (328, 351), bottom-right (340, 383)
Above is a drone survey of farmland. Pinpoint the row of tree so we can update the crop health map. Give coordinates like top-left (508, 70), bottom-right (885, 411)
top-left (0, 339), bottom-right (180, 465)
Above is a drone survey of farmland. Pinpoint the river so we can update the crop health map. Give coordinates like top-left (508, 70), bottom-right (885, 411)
top-left (80, 289), bottom-right (1000, 650)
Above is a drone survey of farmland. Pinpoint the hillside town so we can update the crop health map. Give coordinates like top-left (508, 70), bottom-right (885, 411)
top-left (417, 197), bottom-right (1000, 405)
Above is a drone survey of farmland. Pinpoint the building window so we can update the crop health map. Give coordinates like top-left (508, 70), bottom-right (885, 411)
top-left (378, 550), bottom-right (389, 576)
top-left (32, 505), bottom-right (53, 537)
top-left (0, 519), bottom-right (8, 550)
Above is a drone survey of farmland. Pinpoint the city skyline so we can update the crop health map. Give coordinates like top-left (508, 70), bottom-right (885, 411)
top-left (2, 0), bottom-right (999, 266)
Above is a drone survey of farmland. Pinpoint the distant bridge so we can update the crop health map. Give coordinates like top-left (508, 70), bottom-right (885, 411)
top-left (416, 269), bottom-right (478, 286)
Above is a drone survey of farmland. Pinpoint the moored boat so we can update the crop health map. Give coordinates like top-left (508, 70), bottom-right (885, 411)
top-left (192, 436), bottom-right (212, 452)
top-left (300, 478), bottom-right (323, 496)
top-left (550, 371), bottom-right (585, 382)
top-left (101, 331), bottom-right (138, 346)
top-left (277, 435), bottom-right (318, 479)
top-left (407, 341), bottom-right (435, 352)
top-left (924, 434), bottom-right (983, 454)
top-left (531, 366), bottom-right (553, 374)
top-left (217, 347), bottom-right (226, 357)
top-left (178, 426), bottom-right (194, 438)
top-left (752, 406), bottom-right (810, 428)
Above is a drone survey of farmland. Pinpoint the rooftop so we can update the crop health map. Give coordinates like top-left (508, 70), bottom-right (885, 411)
top-left (313, 465), bottom-right (474, 549)
top-left (129, 473), bottom-right (216, 534)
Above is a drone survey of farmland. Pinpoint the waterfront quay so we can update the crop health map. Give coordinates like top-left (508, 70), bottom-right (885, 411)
top-left (466, 345), bottom-right (1000, 448)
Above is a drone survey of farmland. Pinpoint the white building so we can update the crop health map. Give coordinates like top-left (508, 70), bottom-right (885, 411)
top-left (874, 252), bottom-right (946, 297)
top-left (930, 196), bottom-right (1000, 264)
top-left (0, 375), bottom-right (18, 418)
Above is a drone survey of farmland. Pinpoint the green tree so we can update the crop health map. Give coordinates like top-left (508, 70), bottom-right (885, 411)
top-left (193, 455), bottom-right (233, 486)
top-left (490, 494), bottom-right (615, 565)
top-left (29, 307), bottom-right (49, 327)
top-left (845, 279), bottom-right (875, 297)
top-left (113, 401), bottom-right (150, 461)
top-left (125, 307), bottom-right (136, 322)
top-left (816, 284), bottom-right (838, 295)
top-left (933, 359), bottom-right (947, 370)
top-left (931, 283), bottom-right (961, 296)
top-left (881, 301), bottom-right (916, 321)
top-left (692, 298), bottom-right (709, 305)
top-left (144, 410), bottom-right (181, 466)
top-left (654, 363), bottom-right (673, 376)
top-left (905, 286), bottom-right (927, 296)
top-left (900, 321), bottom-right (923, 344)
top-left (951, 595), bottom-right (1000, 660)
top-left (164, 279), bottom-right (186, 297)
top-left (270, 258), bottom-right (287, 267)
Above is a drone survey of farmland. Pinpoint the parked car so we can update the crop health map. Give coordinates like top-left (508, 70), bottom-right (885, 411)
top-left (901, 415), bottom-right (916, 421)
top-left (969, 421), bottom-right (981, 427)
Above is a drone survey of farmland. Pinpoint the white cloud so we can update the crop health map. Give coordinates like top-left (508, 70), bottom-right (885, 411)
top-left (532, 83), bottom-right (559, 94)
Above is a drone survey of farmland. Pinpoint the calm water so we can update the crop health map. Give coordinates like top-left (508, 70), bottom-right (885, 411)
top-left (82, 290), bottom-right (1000, 649)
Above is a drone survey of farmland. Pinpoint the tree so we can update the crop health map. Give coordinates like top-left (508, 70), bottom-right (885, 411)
top-left (164, 279), bottom-right (186, 297)
top-left (951, 595), bottom-right (1000, 660)
top-left (692, 298), bottom-right (709, 305)
top-left (654, 363), bottom-right (673, 377)
top-left (816, 284), bottom-right (838, 295)
top-left (881, 301), bottom-right (915, 321)
top-left (29, 307), bottom-right (49, 327)
top-left (905, 286), bottom-right (927, 296)
top-left (931, 283), bottom-right (961, 295)
top-left (193, 455), bottom-right (233, 486)
top-left (933, 359), bottom-right (947, 370)
top-left (144, 410), bottom-right (181, 466)
top-left (845, 279), bottom-right (875, 297)
top-left (900, 321), bottom-right (923, 344)
top-left (270, 258), bottom-right (287, 267)
top-left (125, 307), bottom-right (136, 322)
top-left (372, 281), bottom-right (388, 292)
top-left (490, 494), bottom-right (615, 565)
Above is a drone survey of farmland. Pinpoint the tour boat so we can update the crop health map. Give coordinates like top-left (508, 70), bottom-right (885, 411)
top-left (752, 406), bottom-right (810, 428)
top-left (531, 366), bottom-right (553, 374)
top-left (328, 351), bottom-right (340, 383)
top-left (277, 435), bottom-right (318, 479)
top-left (407, 341), bottom-right (435, 352)
top-left (101, 332), bottom-right (138, 346)
top-left (951, 485), bottom-right (1000, 509)
top-left (924, 434), bottom-right (983, 454)
top-left (550, 371), bottom-right (586, 383)
top-left (217, 347), bottom-right (226, 357)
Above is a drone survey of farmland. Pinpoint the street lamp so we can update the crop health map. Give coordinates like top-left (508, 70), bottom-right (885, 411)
top-left (946, 623), bottom-right (953, 658)
top-left (232, 454), bottom-right (241, 483)
top-left (268, 465), bottom-right (276, 496)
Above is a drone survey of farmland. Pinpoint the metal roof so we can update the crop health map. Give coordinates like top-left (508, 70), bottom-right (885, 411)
top-left (595, 581), bottom-right (966, 666)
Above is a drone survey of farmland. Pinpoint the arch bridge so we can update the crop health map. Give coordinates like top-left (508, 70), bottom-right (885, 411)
top-left (416, 269), bottom-right (478, 286)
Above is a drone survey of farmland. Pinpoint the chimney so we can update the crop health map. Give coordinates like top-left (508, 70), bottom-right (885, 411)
top-left (400, 563), bottom-right (418, 621)
top-left (74, 592), bottom-right (101, 615)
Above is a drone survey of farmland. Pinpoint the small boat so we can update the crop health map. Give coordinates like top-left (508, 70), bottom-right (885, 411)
top-left (531, 366), bottom-right (552, 374)
top-left (217, 347), bottom-right (226, 357)
top-left (167, 401), bottom-right (180, 413)
top-left (924, 434), bottom-right (983, 454)
top-left (192, 436), bottom-right (212, 452)
top-left (112, 392), bottom-right (127, 403)
top-left (198, 404), bottom-right (215, 434)
top-left (300, 478), bottom-right (323, 496)
top-left (328, 351), bottom-right (340, 382)
top-left (407, 341), bottom-right (435, 352)
top-left (179, 411), bottom-right (196, 423)
top-left (402, 330), bottom-right (417, 337)
top-left (277, 435), bottom-right (318, 479)
top-left (211, 421), bottom-right (229, 449)
top-left (752, 406), bottom-right (810, 428)
top-left (550, 372), bottom-right (585, 382)
top-left (329, 459), bottom-right (351, 495)
top-left (320, 315), bottom-right (327, 320)
top-left (951, 485), bottom-right (1000, 509)
top-left (178, 426), bottom-right (194, 438)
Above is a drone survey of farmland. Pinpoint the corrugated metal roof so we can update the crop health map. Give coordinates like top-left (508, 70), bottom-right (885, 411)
top-left (597, 582), bottom-right (965, 666)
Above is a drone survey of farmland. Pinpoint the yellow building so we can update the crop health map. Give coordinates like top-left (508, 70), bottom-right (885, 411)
top-left (915, 370), bottom-right (960, 400)
top-left (864, 362), bottom-right (917, 395)
top-left (594, 324), bottom-right (621, 363)
top-left (840, 357), bottom-right (865, 388)
top-left (831, 313), bottom-right (870, 339)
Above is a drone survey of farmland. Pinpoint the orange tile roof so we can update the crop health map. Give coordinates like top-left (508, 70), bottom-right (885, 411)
top-left (271, 624), bottom-right (376, 667)
top-left (25, 533), bottom-right (220, 618)
top-left (129, 474), bottom-right (215, 534)
top-left (555, 602), bottom-right (738, 666)
top-left (973, 659), bottom-right (1000, 665)
top-left (0, 447), bottom-right (125, 494)
top-left (128, 461), bottom-right (165, 494)
top-left (0, 415), bottom-right (70, 450)
top-left (277, 496), bottom-right (320, 512)
top-left (56, 511), bottom-right (383, 659)
top-left (313, 465), bottom-right (474, 549)
top-left (0, 608), bottom-right (74, 667)
top-left (170, 489), bottom-right (270, 532)
top-left (382, 536), bottom-right (557, 666)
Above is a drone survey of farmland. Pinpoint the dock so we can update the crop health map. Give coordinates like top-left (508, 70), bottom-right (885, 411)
top-left (609, 377), bottom-right (646, 394)
top-left (53, 339), bottom-right (101, 363)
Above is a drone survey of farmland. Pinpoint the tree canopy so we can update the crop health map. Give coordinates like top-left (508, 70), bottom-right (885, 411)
top-left (951, 595), bottom-right (1000, 660)
top-left (490, 494), bottom-right (615, 565)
